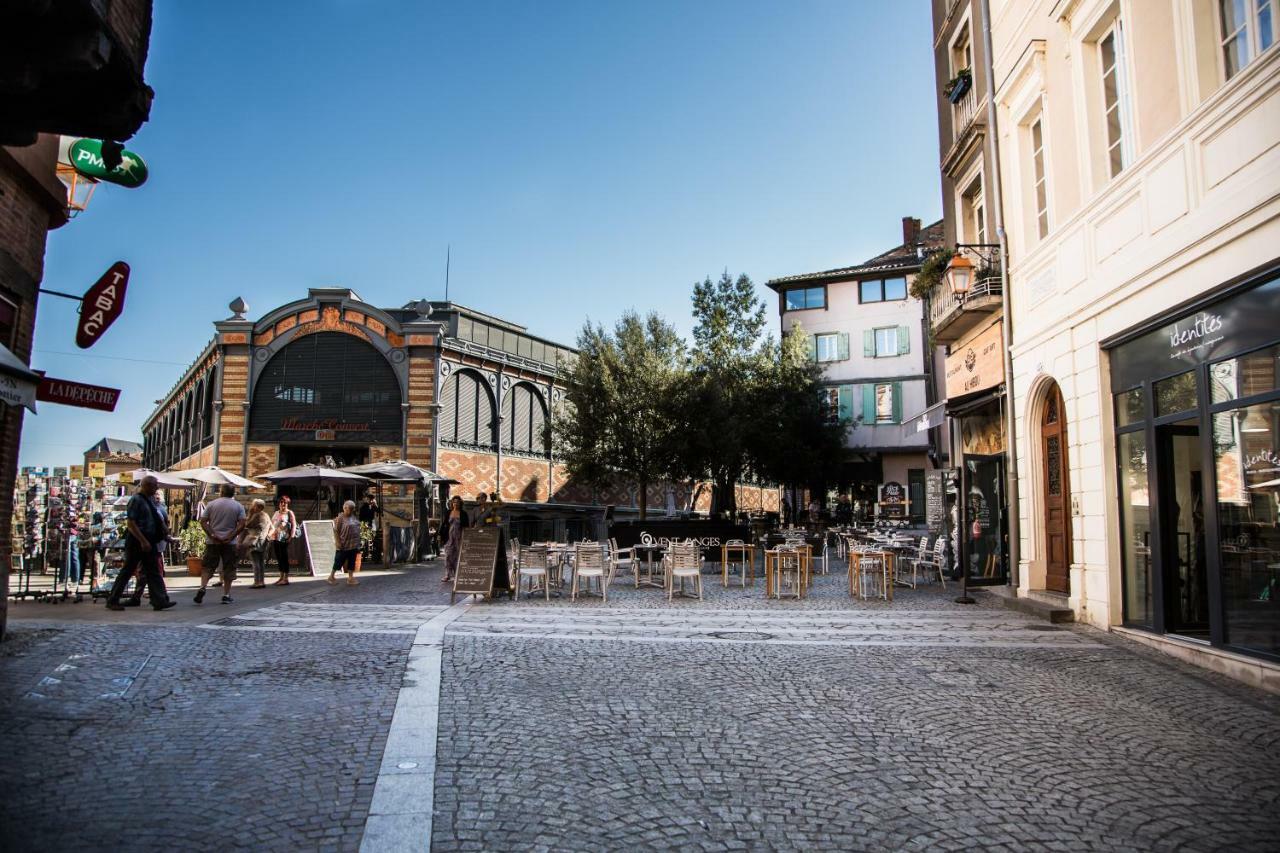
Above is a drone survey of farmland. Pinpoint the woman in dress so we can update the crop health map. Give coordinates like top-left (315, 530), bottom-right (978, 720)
top-left (270, 496), bottom-right (297, 586)
top-left (442, 495), bottom-right (469, 583)
top-left (329, 500), bottom-right (361, 586)
top-left (240, 499), bottom-right (274, 589)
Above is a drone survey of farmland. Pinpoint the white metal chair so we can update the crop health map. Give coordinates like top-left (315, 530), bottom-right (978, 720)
top-left (772, 546), bottom-right (804, 599)
top-left (515, 544), bottom-right (551, 601)
top-left (608, 537), bottom-right (635, 585)
top-left (722, 538), bottom-right (751, 587)
top-left (571, 542), bottom-right (608, 601)
top-left (910, 537), bottom-right (948, 588)
top-left (667, 542), bottom-right (703, 601)
top-left (854, 553), bottom-right (888, 601)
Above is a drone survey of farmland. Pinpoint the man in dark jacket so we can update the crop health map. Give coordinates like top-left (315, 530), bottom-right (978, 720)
top-left (105, 475), bottom-right (176, 611)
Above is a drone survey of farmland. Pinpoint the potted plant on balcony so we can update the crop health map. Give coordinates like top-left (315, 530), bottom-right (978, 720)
top-left (178, 521), bottom-right (207, 577)
top-left (944, 67), bottom-right (972, 104)
top-left (910, 249), bottom-right (955, 300)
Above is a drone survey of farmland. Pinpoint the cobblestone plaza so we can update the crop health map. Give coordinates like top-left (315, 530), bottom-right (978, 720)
top-left (2, 562), bottom-right (1277, 851)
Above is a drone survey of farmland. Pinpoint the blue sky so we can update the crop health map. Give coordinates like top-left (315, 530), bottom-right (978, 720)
top-left (21, 0), bottom-right (940, 467)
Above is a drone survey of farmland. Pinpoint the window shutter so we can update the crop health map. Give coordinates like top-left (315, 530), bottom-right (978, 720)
top-left (863, 330), bottom-right (875, 357)
top-left (807, 334), bottom-right (817, 362)
top-left (897, 325), bottom-right (910, 355)
top-left (457, 374), bottom-right (478, 444)
top-left (440, 374), bottom-right (459, 442)
top-left (838, 332), bottom-right (850, 360)
top-left (838, 386), bottom-right (853, 422)
top-left (892, 382), bottom-right (903, 423)
top-left (530, 391), bottom-right (548, 455)
top-left (861, 384), bottom-right (876, 423)
top-left (513, 386), bottom-right (533, 451)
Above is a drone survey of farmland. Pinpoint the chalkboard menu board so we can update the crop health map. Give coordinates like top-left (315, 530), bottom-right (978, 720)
top-left (452, 527), bottom-right (506, 602)
top-left (302, 520), bottom-right (335, 577)
top-left (925, 469), bottom-right (957, 534)
top-left (880, 481), bottom-right (906, 518)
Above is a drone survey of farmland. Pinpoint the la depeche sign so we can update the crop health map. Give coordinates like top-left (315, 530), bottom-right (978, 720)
top-left (76, 261), bottom-right (129, 349)
top-left (37, 376), bottom-right (121, 412)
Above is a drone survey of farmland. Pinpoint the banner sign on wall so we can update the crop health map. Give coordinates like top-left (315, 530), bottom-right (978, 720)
top-left (945, 321), bottom-right (1005, 400)
top-left (37, 376), bottom-right (121, 412)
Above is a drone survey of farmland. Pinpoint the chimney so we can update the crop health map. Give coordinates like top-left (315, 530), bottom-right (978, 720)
top-left (902, 216), bottom-right (921, 247)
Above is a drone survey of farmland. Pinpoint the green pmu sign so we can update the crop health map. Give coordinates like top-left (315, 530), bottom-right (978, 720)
top-left (68, 139), bottom-right (149, 188)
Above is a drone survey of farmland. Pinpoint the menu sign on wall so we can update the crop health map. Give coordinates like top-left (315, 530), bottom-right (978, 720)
top-left (880, 481), bottom-right (906, 518)
top-left (925, 469), bottom-right (957, 534)
top-left (945, 321), bottom-right (1004, 400)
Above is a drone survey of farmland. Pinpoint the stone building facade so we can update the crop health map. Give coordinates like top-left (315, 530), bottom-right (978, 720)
top-left (142, 289), bottom-right (781, 541)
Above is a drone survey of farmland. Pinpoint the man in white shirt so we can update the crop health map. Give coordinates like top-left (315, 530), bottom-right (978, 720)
top-left (196, 484), bottom-right (246, 604)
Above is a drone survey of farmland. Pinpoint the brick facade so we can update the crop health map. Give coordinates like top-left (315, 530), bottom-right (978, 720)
top-left (0, 138), bottom-right (66, 636)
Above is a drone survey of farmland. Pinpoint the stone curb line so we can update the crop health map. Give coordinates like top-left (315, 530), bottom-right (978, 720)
top-left (359, 598), bottom-right (473, 852)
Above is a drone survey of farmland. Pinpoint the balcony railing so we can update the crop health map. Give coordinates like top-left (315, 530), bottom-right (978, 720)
top-left (951, 86), bottom-right (978, 141)
top-left (926, 244), bottom-right (1002, 341)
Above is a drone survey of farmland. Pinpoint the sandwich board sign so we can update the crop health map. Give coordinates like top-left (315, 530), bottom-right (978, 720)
top-left (451, 527), bottom-right (511, 603)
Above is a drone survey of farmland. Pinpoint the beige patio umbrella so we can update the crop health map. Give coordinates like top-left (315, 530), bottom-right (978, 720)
top-left (172, 465), bottom-right (264, 489)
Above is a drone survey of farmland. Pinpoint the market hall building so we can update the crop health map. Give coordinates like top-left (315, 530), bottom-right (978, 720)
top-left (140, 287), bottom-right (606, 542)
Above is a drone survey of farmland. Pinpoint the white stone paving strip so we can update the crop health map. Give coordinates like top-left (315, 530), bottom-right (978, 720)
top-left (360, 599), bottom-right (474, 853)
top-left (449, 607), bottom-right (1104, 648)
top-left (200, 603), bottom-right (448, 635)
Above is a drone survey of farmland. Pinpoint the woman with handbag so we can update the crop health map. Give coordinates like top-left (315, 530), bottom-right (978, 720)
top-left (241, 499), bottom-right (274, 589)
top-left (270, 495), bottom-right (298, 586)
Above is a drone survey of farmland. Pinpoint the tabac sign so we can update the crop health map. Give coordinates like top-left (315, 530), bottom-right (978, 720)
top-left (945, 321), bottom-right (1004, 400)
top-left (76, 262), bottom-right (129, 348)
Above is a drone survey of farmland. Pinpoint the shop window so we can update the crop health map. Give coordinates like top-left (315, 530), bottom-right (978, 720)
top-left (1211, 399), bottom-right (1280, 656)
top-left (1209, 342), bottom-right (1280, 403)
top-left (1118, 431), bottom-right (1153, 628)
top-left (1115, 387), bottom-right (1146, 426)
top-left (1154, 371), bottom-right (1198, 417)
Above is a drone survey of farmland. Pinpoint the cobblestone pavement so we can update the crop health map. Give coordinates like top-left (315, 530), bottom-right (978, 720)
top-left (4, 559), bottom-right (1280, 851)
top-left (0, 622), bottom-right (409, 852)
top-left (435, 594), bottom-right (1280, 852)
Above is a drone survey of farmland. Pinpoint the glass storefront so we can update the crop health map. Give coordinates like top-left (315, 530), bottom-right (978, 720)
top-left (1108, 268), bottom-right (1280, 661)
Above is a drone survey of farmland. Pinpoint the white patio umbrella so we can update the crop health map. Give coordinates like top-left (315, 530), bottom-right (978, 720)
top-left (257, 463), bottom-right (372, 488)
top-left (106, 468), bottom-right (196, 489)
top-left (172, 465), bottom-right (264, 489)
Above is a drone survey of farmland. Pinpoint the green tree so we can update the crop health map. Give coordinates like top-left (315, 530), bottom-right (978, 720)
top-left (553, 311), bottom-right (686, 519)
top-left (748, 322), bottom-right (850, 494)
top-left (681, 271), bottom-right (772, 516)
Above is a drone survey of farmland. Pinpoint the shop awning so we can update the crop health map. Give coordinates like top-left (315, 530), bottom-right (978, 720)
top-left (945, 385), bottom-right (1005, 417)
top-left (0, 343), bottom-right (40, 413)
top-left (900, 400), bottom-right (947, 438)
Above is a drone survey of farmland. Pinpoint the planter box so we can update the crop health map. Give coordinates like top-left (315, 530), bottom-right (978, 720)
top-left (186, 556), bottom-right (203, 577)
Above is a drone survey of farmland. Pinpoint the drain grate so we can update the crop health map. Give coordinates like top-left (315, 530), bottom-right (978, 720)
top-left (707, 631), bottom-right (775, 642)
top-left (1021, 624), bottom-right (1060, 631)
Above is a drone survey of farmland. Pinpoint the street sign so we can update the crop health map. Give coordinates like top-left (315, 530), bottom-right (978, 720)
top-left (76, 261), bottom-right (129, 349)
top-left (36, 376), bottom-right (121, 412)
top-left (67, 139), bottom-right (149, 188)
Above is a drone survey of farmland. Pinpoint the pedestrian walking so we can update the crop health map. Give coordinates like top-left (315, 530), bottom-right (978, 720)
top-left (240, 499), bottom-right (273, 589)
top-left (442, 495), bottom-right (469, 583)
top-left (328, 500), bottom-right (361, 586)
top-left (104, 475), bottom-right (176, 612)
top-left (195, 484), bottom-right (246, 605)
top-left (270, 495), bottom-right (297, 585)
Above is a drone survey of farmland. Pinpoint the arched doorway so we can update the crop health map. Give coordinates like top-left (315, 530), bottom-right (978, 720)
top-left (1040, 381), bottom-right (1071, 594)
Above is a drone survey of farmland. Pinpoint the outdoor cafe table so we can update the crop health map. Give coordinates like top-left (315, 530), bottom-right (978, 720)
top-left (763, 546), bottom-right (812, 598)
top-left (632, 542), bottom-right (667, 590)
top-left (721, 542), bottom-right (757, 587)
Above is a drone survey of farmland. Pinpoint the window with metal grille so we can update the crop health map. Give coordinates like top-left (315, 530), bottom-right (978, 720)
top-left (248, 332), bottom-right (403, 444)
top-left (440, 369), bottom-right (496, 449)
top-left (501, 383), bottom-right (549, 455)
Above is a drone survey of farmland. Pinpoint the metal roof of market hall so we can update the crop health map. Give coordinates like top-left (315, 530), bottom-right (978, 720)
top-left (765, 219), bottom-right (945, 290)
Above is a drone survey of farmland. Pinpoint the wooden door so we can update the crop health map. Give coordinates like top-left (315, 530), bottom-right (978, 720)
top-left (1041, 385), bottom-right (1071, 594)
